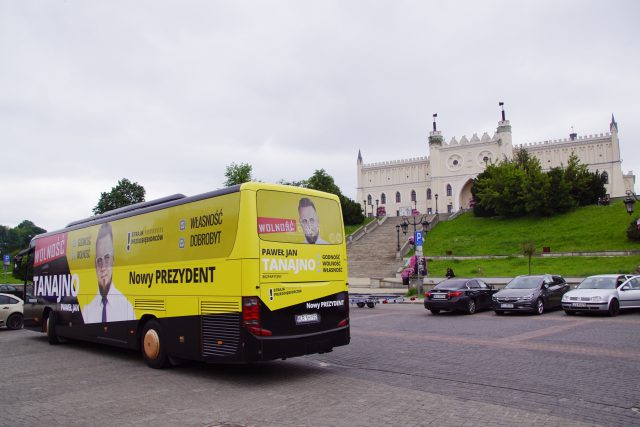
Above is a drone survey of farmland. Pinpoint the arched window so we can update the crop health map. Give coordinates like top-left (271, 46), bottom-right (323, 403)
top-left (427, 189), bottom-right (432, 200)
top-left (381, 193), bottom-right (386, 204)
top-left (411, 190), bottom-right (416, 202)
top-left (446, 184), bottom-right (452, 197)
top-left (367, 194), bottom-right (372, 205)
top-left (602, 171), bottom-right (609, 184)
top-left (396, 191), bottom-right (401, 203)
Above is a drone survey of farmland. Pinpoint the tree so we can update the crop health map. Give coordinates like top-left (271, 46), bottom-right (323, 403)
top-left (306, 169), bottom-right (341, 196)
top-left (93, 178), bottom-right (146, 215)
top-left (224, 162), bottom-right (253, 187)
top-left (522, 241), bottom-right (536, 274)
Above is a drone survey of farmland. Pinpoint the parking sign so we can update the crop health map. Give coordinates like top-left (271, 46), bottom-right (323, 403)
top-left (415, 231), bottom-right (423, 246)
top-left (3, 255), bottom-right (10, 266)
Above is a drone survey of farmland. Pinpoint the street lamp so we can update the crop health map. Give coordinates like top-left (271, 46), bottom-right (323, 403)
top-left (375, 199), bottom-right (379, 217)
top-left (624, 191), bottom-right (639, 215)
top-left (435, 194), bottom-right (439, 215)
top-left (363, 200), bottom-right (367, 217)
top-left (395, 224), bottom-right (401, 251)
top-left (400, 214), bottom-right (430, 236)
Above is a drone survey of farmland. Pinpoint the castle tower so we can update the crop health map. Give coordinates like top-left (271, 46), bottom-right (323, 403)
top-left (495, 102), bottom-right (513, 158)
top-left (428, 113), bottom-right (444, 148)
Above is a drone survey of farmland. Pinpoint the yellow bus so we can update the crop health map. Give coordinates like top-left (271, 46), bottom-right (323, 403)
top-left (25, 183), bottom-right (350, 368)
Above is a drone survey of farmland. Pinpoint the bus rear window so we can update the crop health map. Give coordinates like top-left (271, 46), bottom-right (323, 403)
top-left (256, 190), bottom-right (343, 245)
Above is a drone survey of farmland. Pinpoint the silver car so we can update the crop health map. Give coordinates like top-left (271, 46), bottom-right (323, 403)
top-left (562, 274), bottom-right (640, 316)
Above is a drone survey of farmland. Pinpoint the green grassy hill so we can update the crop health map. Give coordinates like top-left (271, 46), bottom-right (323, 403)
top-left (423, 199), bottom-right (640, 277)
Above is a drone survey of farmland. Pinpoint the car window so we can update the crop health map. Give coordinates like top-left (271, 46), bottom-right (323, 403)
top-left (468, 280), bottom-right (480, 289)
top-left (578, 277), bottom-right (617, 289)
top-left (0, 295), bottom-right (17, 304)
top-left (434, 280), bottom-right (466, 290)
top-left (628, 278), bottom-right (640, 290)
top-left (553, 277), bottom-right (565, 286)
top-left (505, 277), bottom-right (541, 289)
top-left (478, 281), bottom-right (488, 289)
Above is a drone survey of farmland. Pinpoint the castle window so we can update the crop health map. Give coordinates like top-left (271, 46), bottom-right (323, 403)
top-left (602, 171), bottom-right (609, 184)
top-left (381, 193), bottom-right (386, 204)
top-left (427, 189), bottom-right (432, 200)
top-left (367, 194), bottom-right (372, 205)
top-left (411, 190), bottom-right (416, 202)
top-left (396, 192), bottom-right (401, 203)
top-left (446, 184), bottom-right (452, 197)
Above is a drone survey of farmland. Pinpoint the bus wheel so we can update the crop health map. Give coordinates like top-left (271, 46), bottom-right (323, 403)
top-left (46, 311), bottom-right (62, 345)
top-left (142, 320), bottom-right (170, 369)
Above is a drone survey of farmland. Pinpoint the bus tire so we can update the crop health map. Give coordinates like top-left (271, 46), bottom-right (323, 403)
top-left (142, 320), bottom-right (170, 369)
top-left (46, 311), bottom-right (62, 345)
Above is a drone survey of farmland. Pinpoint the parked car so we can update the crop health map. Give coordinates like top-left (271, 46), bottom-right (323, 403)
top-left (0, 293), bottom-right (24, 330)
top-left (561, 274), bottom-right (640, 316)
top-left (492, 274), bottom-right (569, 315)
top-left (0, 284), bottom-right (22, 298)
top-left (424, 278), bottom-right (496, 314)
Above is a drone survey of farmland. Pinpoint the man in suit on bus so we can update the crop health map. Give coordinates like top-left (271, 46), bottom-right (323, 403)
top-left (298, 197), bottom-right (328, 244)
top-left (82, 222), bottom-right (135, 324)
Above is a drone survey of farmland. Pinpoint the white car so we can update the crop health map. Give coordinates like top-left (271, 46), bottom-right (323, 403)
top-left (0, 292), bottom-right (24, 329)
top-left (562, 274), bottom-right (640, 316)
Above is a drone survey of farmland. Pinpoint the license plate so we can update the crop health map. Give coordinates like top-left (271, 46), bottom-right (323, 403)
top-left (572, 303), bottom-right (587, 308)
top-left (295, 313), bottom-right (320, 325)
top-left (432, 294), bottom-right (447, 299)
top-left (500, 303), bottom-right (514, 308)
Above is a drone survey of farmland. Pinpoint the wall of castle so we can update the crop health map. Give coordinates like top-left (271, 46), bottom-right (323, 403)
top-left (356, 118), bottom-right (632, 217)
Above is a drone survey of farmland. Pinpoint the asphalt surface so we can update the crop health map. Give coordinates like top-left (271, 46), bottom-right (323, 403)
top-left (2, 303), bottom-right (640, 426)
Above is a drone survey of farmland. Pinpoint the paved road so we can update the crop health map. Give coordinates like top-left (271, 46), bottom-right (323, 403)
top-left (2, 305), bottom-right (640, 426)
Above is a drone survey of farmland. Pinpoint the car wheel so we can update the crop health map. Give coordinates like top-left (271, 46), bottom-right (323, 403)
top-left (366, 302), bottom-right (375, 308)
top-left (46, 311), bottom-right (62, 345)
top-left (429, 309), bottom-right (440, 315)
top-left (535, 298), bottom-right (544, 315)
top-left (564, 310), bottom-right (576, 316)
top-left (607, 299), bottom-right (620, 317)
top-left (466, 299), bottom-right (476, 315)
top-left (494, 310), bottom-right (504, 315)
top-left (6, 313), bottom-right (23, 330)
top-left (356, 302), bottom-right (365, 308)
top-left (142, 320), bottom-right (170, 369)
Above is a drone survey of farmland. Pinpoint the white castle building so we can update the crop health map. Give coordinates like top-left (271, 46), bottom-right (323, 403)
top-left (357, 109), bottom-right (635, 217)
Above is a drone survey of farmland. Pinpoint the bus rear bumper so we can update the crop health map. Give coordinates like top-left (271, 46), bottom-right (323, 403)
top-left (244, 325), bottom-right (350, 361)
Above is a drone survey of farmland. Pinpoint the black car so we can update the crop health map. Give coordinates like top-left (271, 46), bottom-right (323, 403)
top-left (492, 274), bottom-right (569, 315)
top-left (0, 284), bottom-right (22, 298)
top-left (424, 278), bottom-right (496, 314)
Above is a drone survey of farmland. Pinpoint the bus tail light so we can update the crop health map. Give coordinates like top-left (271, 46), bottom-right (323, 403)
top-left (338, 292), bottom-right (349, 327)
top-left (242, 297), bottom-right (272, 337)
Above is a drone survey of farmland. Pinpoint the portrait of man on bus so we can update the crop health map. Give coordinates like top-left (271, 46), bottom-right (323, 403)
top-left (298, 197), bottom-right (328, 244)
top-left (82, 222), bottom-right (135, 324)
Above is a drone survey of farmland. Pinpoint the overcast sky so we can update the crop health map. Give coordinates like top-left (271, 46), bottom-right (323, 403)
top-left (2, 0), bottom-right (638, 232)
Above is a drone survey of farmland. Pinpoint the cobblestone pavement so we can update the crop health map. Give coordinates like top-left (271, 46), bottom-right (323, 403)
top-left (2, 305), bottom-right (640, 426)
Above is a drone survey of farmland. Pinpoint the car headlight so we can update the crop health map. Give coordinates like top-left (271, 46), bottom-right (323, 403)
top-left (518, 293), bottom-right (535, 301)
top-left (591, 296), bottom-right (604, 303)
top-left (562, 294), bottom-right (570, 302)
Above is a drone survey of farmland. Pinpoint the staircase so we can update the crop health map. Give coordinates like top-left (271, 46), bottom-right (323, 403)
top-left (347, 217), bottom-right (406, 278)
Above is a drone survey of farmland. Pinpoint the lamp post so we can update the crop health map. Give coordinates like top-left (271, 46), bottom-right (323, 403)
top-left (375, 199), bottom-right (379, 217)
top-left (401, 214), bottom-right (430, 237)
top-left (363, 200), bottom-right (367, 217)
top-left (435, 193), bottom-right (439, 215)
top-left (624, 191), bottom-right (639, 215)
top-left (395, 224), bottom-right (401, 251)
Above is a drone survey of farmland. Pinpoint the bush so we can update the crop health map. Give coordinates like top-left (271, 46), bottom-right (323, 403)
top-left (626, 218), bottom-right (640, 241)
